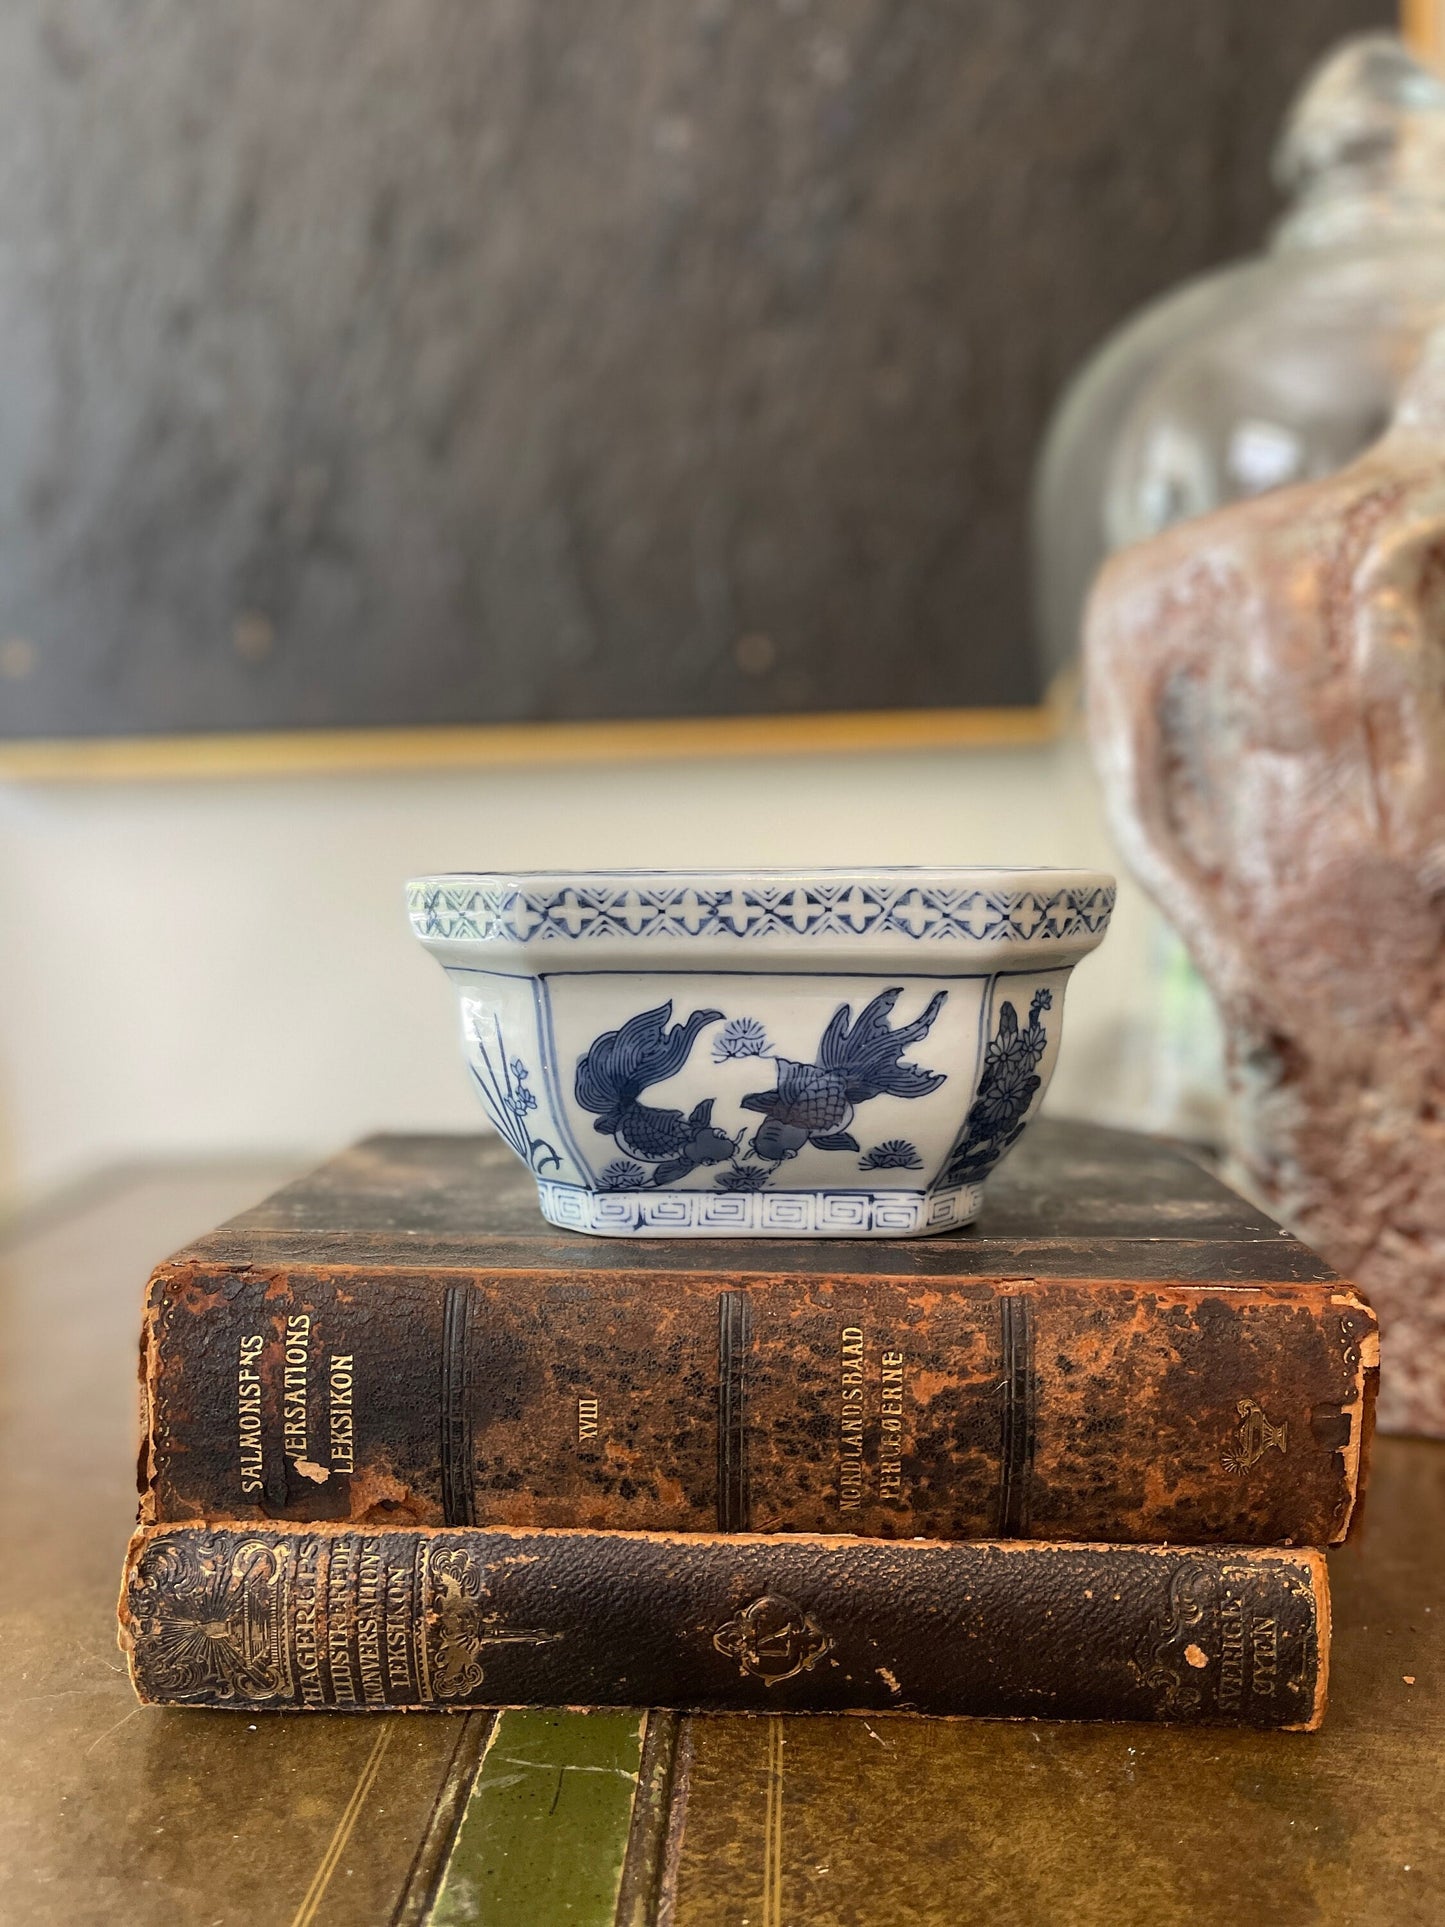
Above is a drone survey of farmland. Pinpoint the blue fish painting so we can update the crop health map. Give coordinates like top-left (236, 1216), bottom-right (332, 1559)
top-left (575, 1001), bottom-right (736, 1186)
top-left (741, 987), bottom-right (946, 1162)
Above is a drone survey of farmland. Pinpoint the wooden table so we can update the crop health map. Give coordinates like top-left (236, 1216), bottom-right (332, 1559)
top-left (2, 1161), bottom-right (1441, 1926)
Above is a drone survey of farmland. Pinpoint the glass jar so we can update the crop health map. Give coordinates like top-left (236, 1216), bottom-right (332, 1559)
top-left (1034, 32), bottom-right (1445, 1146)
top-left (1035, 32), bottom-right (1445, 683)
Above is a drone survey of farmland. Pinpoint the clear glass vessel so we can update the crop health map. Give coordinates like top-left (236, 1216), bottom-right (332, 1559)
top-left (1035, 33), bottom-right (1445, 679)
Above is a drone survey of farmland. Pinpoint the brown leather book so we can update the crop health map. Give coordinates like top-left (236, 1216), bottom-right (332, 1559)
top-left (118, 1519), bottom-right (1328, 1728)
top-left (137, 1122), bottom-right (1376, 1545)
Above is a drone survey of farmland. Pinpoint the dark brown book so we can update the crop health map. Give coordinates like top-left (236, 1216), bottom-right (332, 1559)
top-left (11, 1150), bottom-right (1443, 1924)
top-left (137, 1122), bottom-right (1376, 1545)
top-left (118, 1519), bottom-right (1328, 1728)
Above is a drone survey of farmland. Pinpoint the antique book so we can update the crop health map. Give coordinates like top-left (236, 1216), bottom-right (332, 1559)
top-left (15, 1145), bottom-right (1445, 1925)
top-left (119, 1519), bottom-right (1328, 1728)
top-left (136, 1122), bottom-right (1375, 1546)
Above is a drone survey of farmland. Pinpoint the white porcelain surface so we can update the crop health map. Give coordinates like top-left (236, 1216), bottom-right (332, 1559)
top-left (408, 868), bottom-right (1114, 1238)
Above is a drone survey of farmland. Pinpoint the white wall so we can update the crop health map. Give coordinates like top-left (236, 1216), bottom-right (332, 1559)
top-left (0, 729), bottom-right (1189, 1208)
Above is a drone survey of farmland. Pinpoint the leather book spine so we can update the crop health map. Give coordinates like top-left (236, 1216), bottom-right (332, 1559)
top-left (119, 1522), bottom-right (1329, 1728)
top-left (138, 1260), bottom-right (1376, 1544)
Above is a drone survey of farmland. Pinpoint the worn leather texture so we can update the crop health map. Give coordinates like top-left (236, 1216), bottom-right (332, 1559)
top-left (138, 1122), bottom-right (1376, 1545)
top-left (119, 1521), bottom-right (1327, 1728)
top-left (13, 1155), bottom-right (1445, 1923)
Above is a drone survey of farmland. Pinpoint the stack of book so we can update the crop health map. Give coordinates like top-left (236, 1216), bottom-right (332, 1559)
top-left (119, 1119), bottom-right (1375, 1729)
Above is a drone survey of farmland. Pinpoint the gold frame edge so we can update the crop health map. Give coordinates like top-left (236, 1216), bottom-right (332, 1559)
top-left (0, 703), bottom-right (1062, 784)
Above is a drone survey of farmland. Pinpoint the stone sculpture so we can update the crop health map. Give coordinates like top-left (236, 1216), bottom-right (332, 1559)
top-left (1086, 330), bottom-right (1445, 1434)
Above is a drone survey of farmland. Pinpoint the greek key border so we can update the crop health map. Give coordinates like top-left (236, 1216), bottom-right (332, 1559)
top-left (534, 1179), bottom-right (984, 1237)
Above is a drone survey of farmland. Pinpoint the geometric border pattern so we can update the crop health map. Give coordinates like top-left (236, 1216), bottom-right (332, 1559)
top-left (534, 1178), bottom-right (985, 1239)
top-left (410, 878), bottom-right (1115, 947)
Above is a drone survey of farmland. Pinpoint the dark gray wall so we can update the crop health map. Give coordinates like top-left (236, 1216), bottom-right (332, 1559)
top-left (0, 0), bottom-right (1391, 738)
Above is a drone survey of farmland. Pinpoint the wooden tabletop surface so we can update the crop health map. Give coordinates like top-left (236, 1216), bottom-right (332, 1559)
top-left (1, 1158), bottom-right (1441, 1927)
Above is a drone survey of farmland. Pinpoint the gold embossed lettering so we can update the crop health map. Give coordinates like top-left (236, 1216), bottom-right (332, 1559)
top-left (292, 1537), bottom-right (326, 1707)
top-left (839, 1327), bottom-right (866, 1509)
top-left (238, 1334), bottom-right (265, 1495)
top-left (1250, 1615), bottom-right (1278, 1700)
top-left (283, 1314), bottom-right (311, 1464)
top-left (577, 1396), bottom-right (599, 1442)
top-left (356, 1541), bottom-right (386, 1705)
top-left (327, 1534), bottom-right (359, 1705)
top-left (384, 1554), bottom-right (415, 1699)
top-left (1217, 1596), bottom-right (1246, 1711)
top-left (328, 1354), bottom-right (355, 1472)
top-left (878, 1349), bottom-right (906, 1500)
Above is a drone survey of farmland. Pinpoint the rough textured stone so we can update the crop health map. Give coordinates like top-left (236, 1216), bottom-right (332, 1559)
top-left (0, 0), bottom-right (1388, 736)
top-left (1086, 333), bottom-right (1445, 1434)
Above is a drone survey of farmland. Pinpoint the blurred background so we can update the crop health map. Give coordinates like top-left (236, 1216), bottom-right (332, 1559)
top-left (0, 0), bottom-right (1415, 1209)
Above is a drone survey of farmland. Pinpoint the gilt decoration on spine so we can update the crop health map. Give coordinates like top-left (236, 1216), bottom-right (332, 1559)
top-left (120, 1522), bottom-right (1328, 1727)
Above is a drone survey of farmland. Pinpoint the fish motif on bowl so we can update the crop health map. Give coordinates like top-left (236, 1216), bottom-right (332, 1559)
top-left (407, 867), bottom-right (1114, 1238)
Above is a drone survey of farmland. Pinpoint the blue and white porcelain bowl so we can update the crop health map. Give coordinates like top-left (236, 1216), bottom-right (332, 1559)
top-left (407, 868), bottom-right (1114, 1239)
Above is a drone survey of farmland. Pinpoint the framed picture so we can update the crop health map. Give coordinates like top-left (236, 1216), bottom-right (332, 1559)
top-left (0, 0), bottom-right (1387, 778)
